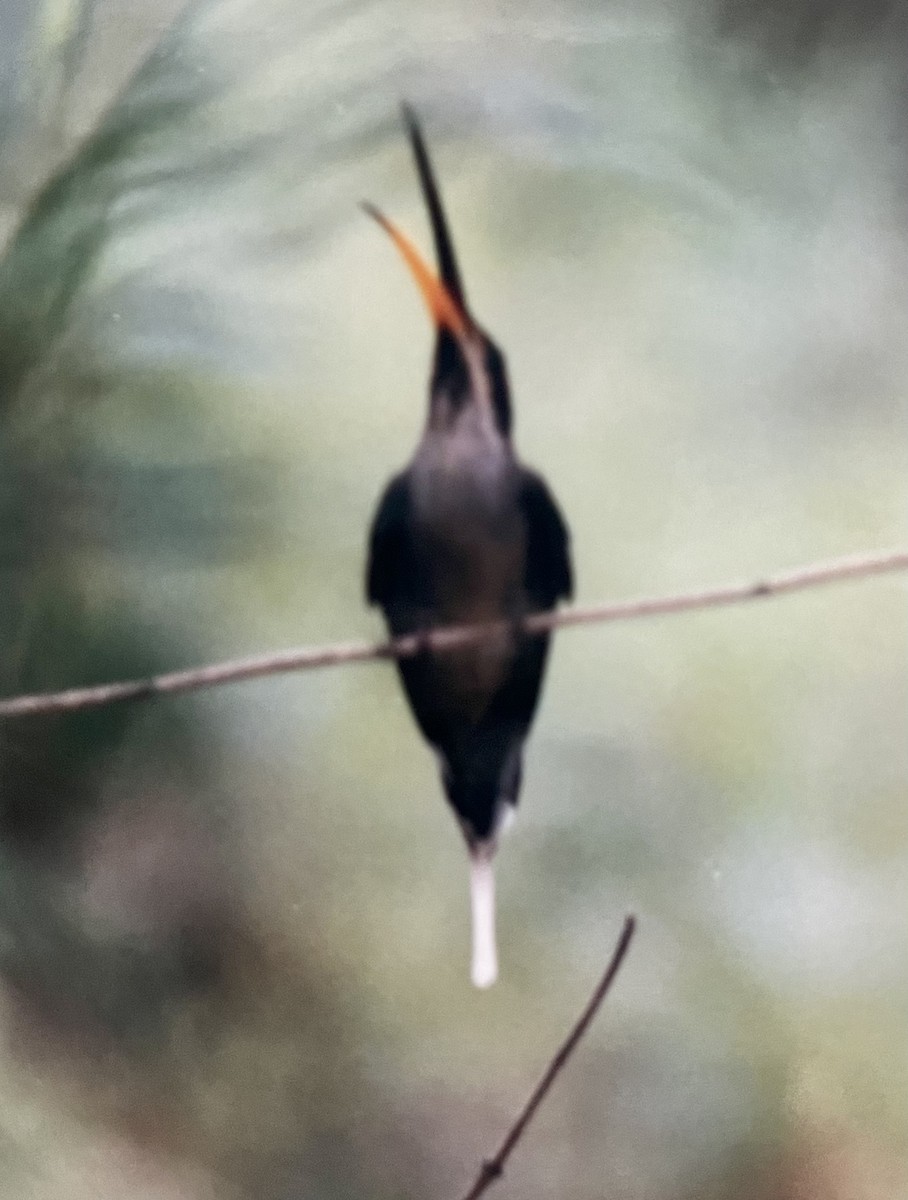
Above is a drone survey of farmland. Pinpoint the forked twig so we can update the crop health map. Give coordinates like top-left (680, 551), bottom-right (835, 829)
top-left (0, 548), bottom-right (906, 718)
top-left (458, 915), bottom-right (636, 1200)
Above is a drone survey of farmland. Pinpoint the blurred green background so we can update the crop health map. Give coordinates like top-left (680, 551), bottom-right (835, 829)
top-left (0, 0), bottom-right (906, 1196)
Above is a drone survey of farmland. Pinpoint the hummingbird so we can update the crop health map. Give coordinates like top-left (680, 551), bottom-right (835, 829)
top-left (364, 107), bottom-right (573, 988)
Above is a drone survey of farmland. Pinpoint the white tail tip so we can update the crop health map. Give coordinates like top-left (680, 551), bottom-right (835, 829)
top-left (469, 855), bottom-right (498, 989)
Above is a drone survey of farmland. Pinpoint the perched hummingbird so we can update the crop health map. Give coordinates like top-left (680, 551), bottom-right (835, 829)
top-left (364, 108), bottom-right (573, 987)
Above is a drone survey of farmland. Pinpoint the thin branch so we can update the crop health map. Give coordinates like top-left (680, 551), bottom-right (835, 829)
top-left (458, 915), bottom-right (636, 1200)
top-left (1, 547), bottom-right (906, 718)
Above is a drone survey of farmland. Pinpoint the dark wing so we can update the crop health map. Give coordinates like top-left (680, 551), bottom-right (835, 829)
top-left (366, 471), bottom-right (416, 607)
top-left (518, 468), bottom-right (573, 608)
top-left (366, 470), bottom-right (452, 747)
top-left (450, 476), bottom-right (572, 826)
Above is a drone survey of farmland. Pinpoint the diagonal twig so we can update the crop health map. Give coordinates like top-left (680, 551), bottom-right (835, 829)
top-left (0, 547), bottom-right (906, 718)
top-left (458, 915), bottom-right (636, 1200)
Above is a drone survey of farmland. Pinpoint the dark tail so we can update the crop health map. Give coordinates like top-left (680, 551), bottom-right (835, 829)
top-left (440, 734), bottom-right (523, 845)
top-left (401, 103), bottom-right (467, 311)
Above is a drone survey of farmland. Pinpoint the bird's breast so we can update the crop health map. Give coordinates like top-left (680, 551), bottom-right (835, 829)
top-left (409, 442), bottom-right (527, 720)
top-left (410, 447), bottom-right (524, 611)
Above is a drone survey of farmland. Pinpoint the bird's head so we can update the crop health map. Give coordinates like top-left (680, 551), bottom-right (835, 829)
top-left (362, 106), bottom-right (513, 439)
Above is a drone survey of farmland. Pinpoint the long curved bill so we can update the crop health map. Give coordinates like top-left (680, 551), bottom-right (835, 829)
top-left (362, 202), bottom-right (468, 339)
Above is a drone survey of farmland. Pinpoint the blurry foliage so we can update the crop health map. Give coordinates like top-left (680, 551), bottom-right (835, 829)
top-left (712, 0), bottom-right (908, 69)
top-left (0, 0), bottom-right (291, 1187)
